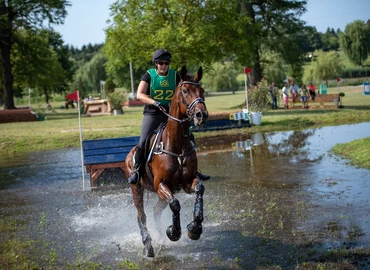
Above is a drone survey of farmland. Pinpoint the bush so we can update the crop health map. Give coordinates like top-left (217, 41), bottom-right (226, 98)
top-left (342, 67), bottom-right (370, 78)
top-left (108, 91), bottom-right (127, 110)
top-left (247, 81), bottom-right (271, 112)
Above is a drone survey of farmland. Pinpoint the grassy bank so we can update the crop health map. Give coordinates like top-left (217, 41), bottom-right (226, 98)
top-left (332, 137), bottom-right (370, 169)
top-left (1, 85), bottom-right (369, 156)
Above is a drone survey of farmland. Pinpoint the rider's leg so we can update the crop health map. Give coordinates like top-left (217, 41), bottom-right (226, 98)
top-left (128, 114), bottom-right (168, 184)
top-left (190, 133), bottom-right (211, 181)
top-left (127, 146), bottom-right (144, 184)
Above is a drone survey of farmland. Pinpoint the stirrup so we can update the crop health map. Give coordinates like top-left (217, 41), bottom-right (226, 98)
top-left (127, 170), bottom-right (140, 184)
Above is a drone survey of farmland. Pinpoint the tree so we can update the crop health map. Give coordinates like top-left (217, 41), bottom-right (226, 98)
top-left (0, 0), bottom-right (70, 109)
top-left (202, 62), bottom-right (241, 92)
top-left (71, 65), bottom-right (89, 99)
top-left (311, 50), bottom-right (344, 85)
top-left (104, 0), bottom-right (251, 77)
top-left (86, 52), bottom-right (107, 96)
top-left (321, 27), bottom-right (340, 51)
top-left (301, 26), bottom-right (323, 54)
top-left (72, 51), bottom-right (107, 98)
top-left (104, 78), bottom-right (116, 94)
top-left (237, 0), bottom-right (307, 87)
top-left (340, 20), bottom-right (370, 66)
top-left (260, 51), bottom-right (287, 87)
top-left (12, 29), bottom-right (66, 103)
top-left (104, 0), bottom-right (306, 92)
top-left (46, 30), bottom-right (76, 93)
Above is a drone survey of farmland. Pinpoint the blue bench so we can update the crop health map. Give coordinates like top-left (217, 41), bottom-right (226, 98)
top-left (83, 136), bottom-right (139, 187)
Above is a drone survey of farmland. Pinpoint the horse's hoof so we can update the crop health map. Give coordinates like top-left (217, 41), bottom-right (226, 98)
top-left (188, 230), bottom-right (201, 240)
top-left (166, 225), bottom-right (181, 241)
top-left (143, 245), bottom-right (154, 257)
top-left (187, 221), bottom-right (202, 240)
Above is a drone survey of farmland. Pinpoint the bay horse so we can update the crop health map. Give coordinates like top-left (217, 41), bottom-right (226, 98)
top-left (125, 65), bottom-right (208, 257)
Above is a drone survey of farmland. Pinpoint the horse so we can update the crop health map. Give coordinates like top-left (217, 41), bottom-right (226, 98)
top-left (125, 65), bottom-right (208, 257)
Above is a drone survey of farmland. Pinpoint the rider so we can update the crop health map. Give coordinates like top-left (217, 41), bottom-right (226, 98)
top-left (127, 49), bottom-right (210, 184)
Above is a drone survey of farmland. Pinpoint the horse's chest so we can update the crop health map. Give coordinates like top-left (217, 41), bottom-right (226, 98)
top-left (155, 155), bottom-right (196, 179)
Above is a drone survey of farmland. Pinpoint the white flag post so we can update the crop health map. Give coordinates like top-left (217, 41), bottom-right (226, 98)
top-left (244, 67), bottom-right (253, 120)
top-left (77, 90), bottom-right (85, 191)
top-left (244, 72), bottom-right (249, 112)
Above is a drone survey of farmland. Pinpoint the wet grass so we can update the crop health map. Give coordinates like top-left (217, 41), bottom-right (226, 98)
top-left (332, 137), bottom-right (370, 170)
top-left (0, 214), bottom-right (140, 269)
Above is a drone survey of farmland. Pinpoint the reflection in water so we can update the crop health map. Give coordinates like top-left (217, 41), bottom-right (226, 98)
top-left (0, 122), bottom-right (370, 268)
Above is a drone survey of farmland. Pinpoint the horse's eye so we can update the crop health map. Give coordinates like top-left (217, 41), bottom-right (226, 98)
top-left (182, 88), bottom-right (188, 95)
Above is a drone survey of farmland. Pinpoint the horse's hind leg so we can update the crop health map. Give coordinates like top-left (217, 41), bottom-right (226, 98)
top-left (187, 183), bottom-right (204, 240)
top-left (157, 182), bottom-right (182, 241)
top-left (131, 185), bottom-right (154, 257)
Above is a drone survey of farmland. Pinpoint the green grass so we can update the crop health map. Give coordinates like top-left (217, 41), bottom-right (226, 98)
top-left (1, 85), bottom-right (369, 156)
top-left (332, 137), bottom-right (370, 169)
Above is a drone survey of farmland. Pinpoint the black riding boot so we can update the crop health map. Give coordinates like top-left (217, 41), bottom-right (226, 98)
top-left (127, 147), bottom-right (144, 184)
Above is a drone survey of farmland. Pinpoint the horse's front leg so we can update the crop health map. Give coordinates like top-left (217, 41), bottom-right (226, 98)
top-left (187, 181), bottom-right (204, 240)
top-left (157, 182), bottom-right (182, 241)
top-left (131, 184), bottom-right (154, 257)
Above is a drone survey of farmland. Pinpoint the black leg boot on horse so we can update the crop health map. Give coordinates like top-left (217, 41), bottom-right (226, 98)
top-left (127, 146), bottom-right (144, 184)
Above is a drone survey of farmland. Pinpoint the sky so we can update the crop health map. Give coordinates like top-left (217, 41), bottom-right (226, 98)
top-left (54, 0), bottom-right (370, 49)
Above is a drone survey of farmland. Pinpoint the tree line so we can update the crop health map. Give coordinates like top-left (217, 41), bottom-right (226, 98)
top-left (1, 0), bottom-right (370, 109)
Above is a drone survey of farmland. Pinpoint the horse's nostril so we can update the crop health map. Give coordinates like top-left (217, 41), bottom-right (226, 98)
top-left (196, 111), bottom-right (203, 120)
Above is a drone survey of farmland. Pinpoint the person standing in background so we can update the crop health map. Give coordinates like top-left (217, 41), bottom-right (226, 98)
top-left (269, 82), bottom-right (278, 109)
top-left (307, 82), bottom-right (316, 101)
top-left (282, 83), bottom-right (289, 110)
top-left (299, 84), bottom-right (309, 109)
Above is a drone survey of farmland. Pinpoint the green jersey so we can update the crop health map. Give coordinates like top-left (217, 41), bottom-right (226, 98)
top-left (147, 68), bottom-right (177, 106)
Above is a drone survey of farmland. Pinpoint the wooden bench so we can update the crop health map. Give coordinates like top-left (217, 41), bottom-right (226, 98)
top-left (289, 93), bottom-right (340, 109)
top-left (83, 136), bottom-right (139, 188)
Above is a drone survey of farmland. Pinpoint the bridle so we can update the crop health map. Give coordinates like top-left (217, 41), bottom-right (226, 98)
top-left (161, 80), bottom-right (205, 123)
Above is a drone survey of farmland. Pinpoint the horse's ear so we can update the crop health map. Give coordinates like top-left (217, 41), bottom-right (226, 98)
top-left (180, 65), bottom-right (187, 80)
top-left (194, 66), bottom-right (203, 82)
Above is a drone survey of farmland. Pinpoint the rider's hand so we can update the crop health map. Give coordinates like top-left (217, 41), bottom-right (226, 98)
top-left (153, 101), bottom-right (166, 112)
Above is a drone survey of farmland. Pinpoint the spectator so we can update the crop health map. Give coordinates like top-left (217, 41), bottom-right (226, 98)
top-left (65, 99), bottom-right (75, 109)
top-left (307, 82), bottom-right (316, 101)
top-left (282, 83), bottom-right (289, 110)
top-left (269, 82), bottom-right (278, 109)
top-left (299, 84), bottom-right (308, 109)
top-left (290, 81), bottom-right (298, 103)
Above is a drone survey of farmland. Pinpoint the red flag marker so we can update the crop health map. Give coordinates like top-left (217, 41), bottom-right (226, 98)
top-left (244, 67), bottom-right (253, 74)
top-left (65, 91), bottom-right (79, 101)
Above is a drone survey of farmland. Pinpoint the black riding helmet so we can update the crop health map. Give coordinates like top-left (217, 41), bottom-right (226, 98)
top-left (152, 49), bottom-right (172, 64)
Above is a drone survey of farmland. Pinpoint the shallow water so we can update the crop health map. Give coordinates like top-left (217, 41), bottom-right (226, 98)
top-left (1, 122), bottom-right (370, 269)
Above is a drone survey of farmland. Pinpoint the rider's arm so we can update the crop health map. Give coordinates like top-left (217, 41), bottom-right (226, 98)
top-left (136, 81), bottom-right (157, 106)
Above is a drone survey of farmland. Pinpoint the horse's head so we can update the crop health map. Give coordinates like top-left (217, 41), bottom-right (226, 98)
top-left (175, 65), bottom-right (208, 126)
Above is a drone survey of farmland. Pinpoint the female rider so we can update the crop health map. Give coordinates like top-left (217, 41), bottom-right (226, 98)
top-left (127, 49), bottom-right (210, 184)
